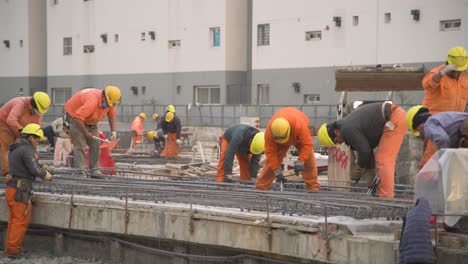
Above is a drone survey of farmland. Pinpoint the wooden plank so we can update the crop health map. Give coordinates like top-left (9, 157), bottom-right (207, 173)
top-left (335, 71), bottom-right (425, 91)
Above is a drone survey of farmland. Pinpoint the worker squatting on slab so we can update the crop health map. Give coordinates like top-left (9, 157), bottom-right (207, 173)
top-left (407, 105), bottom-right (468, 150)
top-left (256, 107), bottom-right (320, 191)
top-left (160, 105), bottom-right (182, 159)
top-left (419, 46), bottom-right (468, 169)
top-left (130, 113), bottom-right (146, 147)
top-left (4, 124), bottom-right (53, 258)
top-left (0, 92), bottom-right (51, 177)
top-left (64, 86), bottom-right (121, 177)
top-left (317, 102), bottom-right (408, 198)
top-left (216, 124), bottom-right (265, 183)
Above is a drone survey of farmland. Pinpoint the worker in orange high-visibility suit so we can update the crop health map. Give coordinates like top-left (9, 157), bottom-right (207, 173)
top-left (419, 46), bottom-right (468, 169)
top-left (256, 107), bottom-right (320, 191)
top-left (5, 124), bottom-right (52, 258)
top-left (130, 113), bottom-right (146, 147)
top-left (318, 102), bottom-right (408, 198)
top-left (0, 92), bottom-right (51, 177)
top-left (160, 111), bottom-right (182, 159)
top-left (64, 86), bottom-right (120, 177)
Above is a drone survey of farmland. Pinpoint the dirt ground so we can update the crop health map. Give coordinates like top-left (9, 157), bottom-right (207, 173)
top-left (0, 251), bottom-right (107, 264)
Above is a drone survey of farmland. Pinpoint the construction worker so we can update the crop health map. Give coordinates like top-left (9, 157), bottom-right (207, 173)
top-left (4, 123), bottom-right (52, 258)
top-left (160, 111), bottom-right (182, 159)
top-left (256, 107), bottom-right (320, 191)
top-left (216, 124), bottom-right (265, 183)
top-left (0, 92), bottom-right (51, 177)
top-left (64, 86), bottom-right (120, 177)
top-left (420, 46), bottom-right (468, 168)
top-left (317, 102), bottom-right (407, 198)
top-left (149, 113), bottom-right (164, 155)
top-left (49, 117), bottom-right (72, 166)
top-left (130, 113), bottom-right (146, 147)
top-left (407, 105), bottom-right (468, 149)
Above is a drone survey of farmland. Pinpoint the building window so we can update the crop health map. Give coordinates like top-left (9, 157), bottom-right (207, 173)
top-left (257, 84), bottom-right (270, 105)
top-left (194, 86), bottom-right (220, 104)
top-left (63, 37), bottom-right (72, 55)
top-left (440, 19), bottom-right (461, 31)
top-left (304, 94), bottom-right (320, 104)
top-left (353, 16), bottom-right (359, 26)
top-left (83, 45), bottom-right (94, 53)
top-left (305, 31), bottom-right (321, 41)
top-left (257, 24), bottom-right (270, 46)
top-left (52, 87), bottom-right (72, 105)
top-left (384, 13), bottom-right (391, 23)
top-left (210, 27), bottom-right (221, 47)
top-left (19, 40), bottom-right (23, 48)
top-left (141, 32), bottom-right (146, 41)
top-left (114, 34), bottom-right (119, 42)
top-left (169, 40), bottom-right (181, 48)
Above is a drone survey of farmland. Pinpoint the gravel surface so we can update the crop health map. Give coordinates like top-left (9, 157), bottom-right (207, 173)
top-left (0, 251), bottom-right (107, 264)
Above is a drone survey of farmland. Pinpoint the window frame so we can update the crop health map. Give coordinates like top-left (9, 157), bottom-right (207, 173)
top-left (194, 85), bottom-right (221, 105)
top-left (305, 30), bottom-right (322, 41)
top-left (257, 24), bottom-right (270, 46)
top-left (63, 37), bottom-right (72, 55)
top-left (210, 27), bottom-right (221, 47)
top-left (257, 84), bottom-right (270, 105)
top-left (440, 19), bottom-right (462, 31)
top-left (52, 87), bottom-right (72, 105)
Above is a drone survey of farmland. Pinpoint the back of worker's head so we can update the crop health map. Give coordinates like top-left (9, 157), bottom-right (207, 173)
top-left (104, 85), bottom-right (121, 107)
top-left (152, 113), bottom-right (159, 121)
top-left (250, 132), bottom-right (265, 155)
top-left (167, 105), bottom-right (176, 113)
top-left (165, 112), bottom-right (174, 122)
top-left (406, 105), bottom-right (430, 137)
top-left (31, 92), bottom-right (51, 115)
top-left (21, 123), bottom-right (44, 140)
top-left (139, 113), bottom-right (147, 119)
top-left (317, 123), bottom-right (337, 147)
top-left (271, 117), bottom-right (290, 143)
top-left (447, 46), bottom-right (468, 71)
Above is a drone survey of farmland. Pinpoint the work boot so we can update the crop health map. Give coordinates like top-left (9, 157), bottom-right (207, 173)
top-left (75, 170), bottom-right (88, 178)
top-left (224, 175), bottom-right (233, 183)
top-left (89, 169), bottom-right (104, 178)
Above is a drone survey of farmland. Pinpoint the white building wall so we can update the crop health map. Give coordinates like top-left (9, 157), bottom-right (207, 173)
top-left (47, 0), bottom-right (245, 76)
top-left (252, 0), bottom-right (468, 69)
top-left (0, 0), bottom-right (29, 77)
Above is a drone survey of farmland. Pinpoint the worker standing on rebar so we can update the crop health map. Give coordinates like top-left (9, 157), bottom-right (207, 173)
top-left (161, 109), bottom-right (182, 159)
top-left (317, 102), bottom-right (407, 198)
top-left (0, 92), bottom-right (51, 178)
top-left (216, 124), bottom-right (265, 182)
top-left (407, 105), bottom-right (468, 149)
top-left (419, 46), bottom-right (468, 169)
top-left (64, 86), bottom-right (120, 177)
top-left (130, 113), bottom-right (146, 147)
top-left (4, 123), bottom-right (52, 258)
top-left (256, 107), bottom-right (320, 191)
top-left (49, 117), bottom-right (72, 166)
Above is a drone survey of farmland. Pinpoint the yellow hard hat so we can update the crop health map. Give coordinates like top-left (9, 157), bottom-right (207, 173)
top-left (447, 46), bottom-right (468, 71)
top-left (139, 113), bottom-right (147, 119)
top-left (33, 92), bottom-right (51, 114)
top-left (165, 112), bottom-right (174, 122)
top-left (167, 105), bottom-right (176, 113)
top-left (147, 131), bottom-right (157, 141)
top-left (406, 105), bottom-right (428, 137)
top-left (317, 123), bottom-right (336, 147)
top-left (250, 132), bottom-right (265, 155)
top-left (104, 85), bottom-right (121, 106)
top-left (271, 117), bottom-right (290, 143)
top-left (22, 123), bottom-right (44, 139)
top-left (152, 113), bottom-right (159, 120)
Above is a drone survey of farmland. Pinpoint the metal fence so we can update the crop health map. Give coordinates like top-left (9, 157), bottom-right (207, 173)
top-left (42, 104), bottom-right (339, 128)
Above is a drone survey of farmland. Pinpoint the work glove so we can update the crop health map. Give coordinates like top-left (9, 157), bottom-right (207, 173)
top-left (293, 160), bottom-right (305, 176)
top-left (110, 131), bottom-right (117, 140)
top-left (164, 134), bottom-right (168, 140)
top-left (440, 64), bottom-right (458, 76)
top-left (224, 173), bottom-right (233, 183)
top-left (351, 166), bottom-right (367, 183)
top-left (43, 170), bottom-right (52, 181)
top-left (274, 168), bottom-right (287, 184)
top-left (42, 164), bottom-right (55, 175)
top-left (176, 139), bottom-right (182, 145)
top-left (3, 173), bottom-right (12, 184)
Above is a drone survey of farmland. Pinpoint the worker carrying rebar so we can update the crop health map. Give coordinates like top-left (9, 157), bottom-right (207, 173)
top-left (419, 46), bottom-right (468, 169)
top-left (0, 92), bottom-right (51, 178)
top-left (43, 117), bottom-right (72, 166)
top-left (407, 105), bottom-right (468, 149)
top-left (147, 113), bottom-right (165, 156)
top-left (64, 86), bottom-right (121, 177)
top-left (216, 124), bottom-right (265, 182)
top-left (318, 102), bottom-right (407, 198)
top-left (130, 113), bottom-right (146, 147)
top-left (160, 105), bottom-right (182, 159)
top-left (256, 107), bottom-right (320, 191)
top-left (4, 123), bottom-right (53, 258)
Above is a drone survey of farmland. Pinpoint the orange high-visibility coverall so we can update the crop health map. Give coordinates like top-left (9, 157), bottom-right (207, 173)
top-left (161, 133), bottom-right (179, 158)
top-left (5, 188), bottom-right (32, 255)
top-left (131, 116), bottom-right (144, 146)
top-left (0, 97), bottom-right (42, 175)
top-left (256, 107), bottom-right (319, 190)
top-left (420, 65), bottom-right (468, 169)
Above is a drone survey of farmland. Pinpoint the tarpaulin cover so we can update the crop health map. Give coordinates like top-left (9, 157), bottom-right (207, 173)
top-left (414, 149), bottom-right (468, 226)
